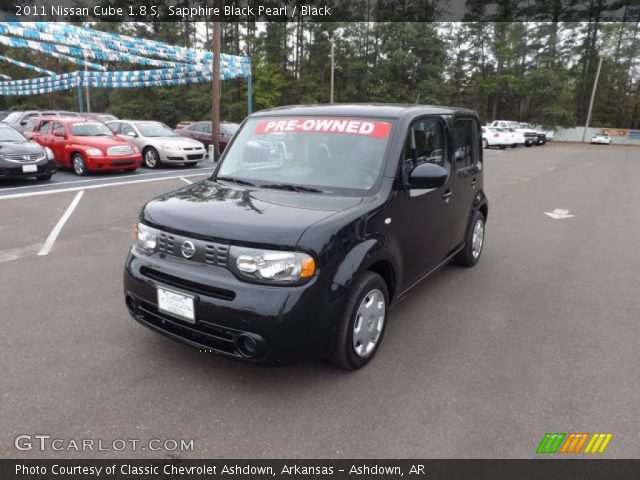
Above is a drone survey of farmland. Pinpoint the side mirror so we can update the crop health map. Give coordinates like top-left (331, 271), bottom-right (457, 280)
top-left (53, 130), bottom-right (66, 138)
top-left (408, 163), bottom-right (448, 189)
top-left (126, 131), bottom-right (137, 138)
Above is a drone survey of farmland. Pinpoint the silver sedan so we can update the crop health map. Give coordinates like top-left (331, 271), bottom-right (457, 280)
top-left (106, 120), bottom-right (206, 168)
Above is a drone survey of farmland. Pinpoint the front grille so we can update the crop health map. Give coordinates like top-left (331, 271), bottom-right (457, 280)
top-left (157, 233), bottom-right (176, 254)
top-left (182, 147), bottom-right (194, 151)
top-left (2, 153), bottom-right (46, 162)
top-left (140, 267), bottom-right (236, 301)
top-left (187, 154), bottom-right (203, 160)
top-left (6, 165), bottom-right (45, 175)
top-left (107, 145), bottom-right (134, 156)
top-left (134, 297), bottom-right (239, 354)
top-left (155, 230), bottom-right (229, 268)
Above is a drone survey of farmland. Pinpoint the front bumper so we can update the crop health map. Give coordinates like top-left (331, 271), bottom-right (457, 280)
top-left (0, 158), bottom-right (56, 178)
top-left (123, 250), bottom-right (344, 364)
top-left (158, 148), bottom-right (206, 164)
top-left (85, 153), bottom-right (142, 171)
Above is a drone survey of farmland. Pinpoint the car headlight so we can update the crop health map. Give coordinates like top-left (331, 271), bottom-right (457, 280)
top-left (229, 246), bottom-right (315, 284)
top-left (159, 144), bottom-right (173, 150)
top-left (86, 148), bottom-right (102, 156)
top-left (132, 145), bottom-right (139, 153)
top-left (133, 222), bottom-right (157, 254)
top-left (45, 147), bottom-right (54, 160)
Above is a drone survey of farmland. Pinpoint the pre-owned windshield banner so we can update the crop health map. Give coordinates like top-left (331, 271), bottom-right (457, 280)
top-left (254, 118), bottom-right (392, 139)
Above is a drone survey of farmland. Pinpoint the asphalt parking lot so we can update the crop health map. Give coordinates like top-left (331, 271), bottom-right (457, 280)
top-left (1, 143), bottom-right (639, 459)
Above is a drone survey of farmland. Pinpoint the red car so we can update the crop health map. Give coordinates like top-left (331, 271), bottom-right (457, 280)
top-left (30, 117), bottom-right (142, 175)
top-left (176, 121), bottom-right (239, 152)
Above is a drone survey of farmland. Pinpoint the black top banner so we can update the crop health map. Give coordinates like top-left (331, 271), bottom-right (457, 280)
top-left (3, 459), bottom-right (640, 480)
top-left (6, 0), bottom-right (640, 22)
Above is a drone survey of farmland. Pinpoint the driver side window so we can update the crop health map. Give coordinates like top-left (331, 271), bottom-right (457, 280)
top-left (401, 119), bottom-right (445, 183)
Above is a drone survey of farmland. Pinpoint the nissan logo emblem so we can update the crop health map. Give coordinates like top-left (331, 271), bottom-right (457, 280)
top-left (181, 241), bottom-right (196, 259)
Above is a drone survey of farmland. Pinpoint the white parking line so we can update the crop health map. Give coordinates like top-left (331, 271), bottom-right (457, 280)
top-left (0, 168), bottom-right (207, 194)
top-left (0, 172), bottom-right (207, 201)
top-left (180, 177), bottom-right (193, 184)
top-left (38, 191), bottom-right (85, 256)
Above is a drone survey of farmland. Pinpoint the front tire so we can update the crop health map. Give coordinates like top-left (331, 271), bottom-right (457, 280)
top-left (143, 147), bottom-right (161, 169)
top-left (72, 153), bottom-right (87, 176)
top-left (329, 272), bottom-right (389, 370)
top-left (454, 210), bottom-right (486, 267)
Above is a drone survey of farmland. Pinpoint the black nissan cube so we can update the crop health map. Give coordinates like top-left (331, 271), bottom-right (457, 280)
top-left (124, 105), bottom-right (488, 369)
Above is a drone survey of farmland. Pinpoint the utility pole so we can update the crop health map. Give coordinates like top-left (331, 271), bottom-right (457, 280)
top-left (582, 55), bottom-right (603, 142)
top-left (84, 50), bottom-right (91, 113)
top-left (330, 37), bottom-right (335, 104)
top-left (211, 5), bottom-right (221, 162)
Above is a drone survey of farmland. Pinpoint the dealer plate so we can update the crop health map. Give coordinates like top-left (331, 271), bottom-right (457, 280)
top-left (157, 287), bottom-right (195, 323)
top-left (22, 165), bottom-right (38, 173)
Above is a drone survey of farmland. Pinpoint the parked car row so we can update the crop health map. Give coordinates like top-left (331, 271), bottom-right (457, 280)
top-left (0, 110), bottom-right (242, 182)
top-left (481, 120), bottom-right (555, 150)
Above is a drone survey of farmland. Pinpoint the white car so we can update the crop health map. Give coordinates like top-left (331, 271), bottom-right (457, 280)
top-left (591, 133), bottom-right (612, 145)
top-left (481, 127), bottom-right (511, 149)
top-left (500, 127), bottom-right (526, 147)
top-left (106, 120), bottom-right (207, 168)
top-left (490, 120), bottom-right (538, 146)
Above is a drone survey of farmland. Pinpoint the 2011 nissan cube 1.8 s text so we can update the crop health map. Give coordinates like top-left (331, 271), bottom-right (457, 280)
top-left (124, 105), bottom-right (488, 370)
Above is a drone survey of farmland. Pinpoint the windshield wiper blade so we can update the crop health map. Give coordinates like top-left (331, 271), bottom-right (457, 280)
top-left (216, 176), bottom-right (255, 187)
top-left (261, 183), bottom-right (323, 193)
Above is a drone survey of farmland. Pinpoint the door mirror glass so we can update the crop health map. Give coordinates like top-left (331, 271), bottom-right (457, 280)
top-left (408, 163), bottom-right (448, 189)
top-left (53, 129), bottom-right (65, 138)
top-left (126, 131), bottom-right (137, 138)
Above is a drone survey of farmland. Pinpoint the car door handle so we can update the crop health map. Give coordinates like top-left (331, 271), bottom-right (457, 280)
top-left (471, 178), bottom-right (477, 188)
top-left (442, 190), bottom-right (452, 202)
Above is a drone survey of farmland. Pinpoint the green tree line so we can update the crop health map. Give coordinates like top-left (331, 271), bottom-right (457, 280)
top-left (0, 19), bottom-right (639, 129)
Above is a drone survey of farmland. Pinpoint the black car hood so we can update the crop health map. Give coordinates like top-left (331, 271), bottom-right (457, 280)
top-left (0, 141), bottom-right (45, 154)
top-left (143, 180), bottom-right (363, 248)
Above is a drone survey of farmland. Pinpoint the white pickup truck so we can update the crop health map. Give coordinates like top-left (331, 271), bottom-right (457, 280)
top-left (489, 120), bottom-right (539, 146)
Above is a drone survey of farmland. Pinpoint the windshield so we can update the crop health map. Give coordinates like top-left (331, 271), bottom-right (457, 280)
top-left (216, 116), bottom-right (393, 194)
top-left (70, 123), bottom-right (113, 136)
top-left (0, 126), bottom-right (27, 142)
top-left (136, 123), bottom-right (177, 137)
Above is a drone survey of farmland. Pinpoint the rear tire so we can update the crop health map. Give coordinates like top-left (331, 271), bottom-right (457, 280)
top-left (499, 145), bottom-right (506, 150)
top-left (454, 210), bottom-right (486, 267)
top-left (328, 272), bottom-right (389, 370)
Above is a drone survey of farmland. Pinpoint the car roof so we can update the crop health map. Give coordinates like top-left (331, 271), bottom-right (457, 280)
top-left (35, 116), bottom-right (86, 123)
top-left (251, 104), bottom-right (477, 119)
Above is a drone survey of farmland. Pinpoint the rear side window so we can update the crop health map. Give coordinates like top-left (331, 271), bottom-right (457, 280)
top-left (452, 119), bottom-right (479, 170)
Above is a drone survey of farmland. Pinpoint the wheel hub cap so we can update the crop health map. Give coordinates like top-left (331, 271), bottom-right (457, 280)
top-left (472, 219), bottom-right (484, 259)
top-left (353, 288), bottom-right (385, 358)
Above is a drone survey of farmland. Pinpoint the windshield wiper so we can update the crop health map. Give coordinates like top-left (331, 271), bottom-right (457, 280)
top-left (261, 183), bottom-right (324, 193)
top-left (216, 176), bottom-right (255, 187)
